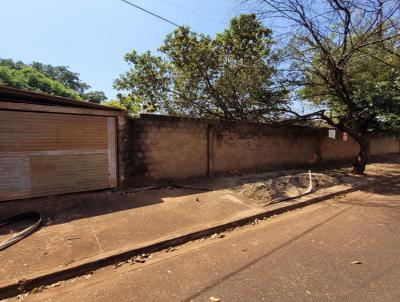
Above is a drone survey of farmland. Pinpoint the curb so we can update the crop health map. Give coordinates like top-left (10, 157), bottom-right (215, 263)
top-left (0, 175), bottom-right (398, 299)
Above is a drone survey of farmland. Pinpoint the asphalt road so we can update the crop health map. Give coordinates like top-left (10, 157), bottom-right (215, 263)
top-left (10, 179), bottom-right (400, 302)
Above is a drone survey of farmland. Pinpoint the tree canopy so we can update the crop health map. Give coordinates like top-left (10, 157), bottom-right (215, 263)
top-left (114, 14), bottom-right (288, 121)
top-left (83, 91), bottom-right (107, 104)
top-left (300, 38), bottom-right (400, 132)
top-left (247, 0), bottom-right (400, 173)
top-left (0, 64), bottom-right (81, 99)
top-left (0, 58), bottom-right (107, 103)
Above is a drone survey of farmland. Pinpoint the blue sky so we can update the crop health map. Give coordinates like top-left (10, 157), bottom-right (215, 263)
top-left (0, 0), bottom-right (241, 99)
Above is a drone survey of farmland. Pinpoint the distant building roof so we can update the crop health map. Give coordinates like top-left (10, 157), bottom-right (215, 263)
top-left (0, 85), bottom-right (125, 112)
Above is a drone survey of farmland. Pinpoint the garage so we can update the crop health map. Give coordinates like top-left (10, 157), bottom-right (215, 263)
top-left (0, 86), bottom-right (127, 201)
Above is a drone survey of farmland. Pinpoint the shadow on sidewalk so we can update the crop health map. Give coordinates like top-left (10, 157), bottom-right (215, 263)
top-left (0, 187), bottom-right (201, 235)
top-left (0, 156), bottom-right (398, 236)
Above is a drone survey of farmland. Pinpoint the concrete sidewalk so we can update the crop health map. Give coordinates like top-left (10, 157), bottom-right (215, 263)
top-left (1, 159), bottom-right (400, 295)
top-left (18, 178), bottom-right (400, 302)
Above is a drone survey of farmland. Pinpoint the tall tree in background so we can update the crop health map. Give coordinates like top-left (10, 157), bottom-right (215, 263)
top-left (82, 91), bottom-right (107, 104)
top-left (0, 59), bottom-right (107, 103)
top-left (246, 0), bottom-right (400, 173)
top-left (115, 14), bottom-right (288, 121)
top-left (30, 61), bottom-right (90, 95)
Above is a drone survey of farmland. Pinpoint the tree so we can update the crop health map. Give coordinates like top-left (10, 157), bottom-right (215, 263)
top-left (114, 14), bottom-right (288, 121)
top-left (101, 96), bottom-right (143, 114)
top-left (83, 91), bottom-right (107, 104)
top-left (0, 65), bottom-right (81, 99)
top-left (300, 40), bottom-right (400, 131)
top-left (31, 62), bottom-right (90, 95)
top-left (246, 0), bottom-right (400, 173)
top-left (0, 58), bottom-right (107, 102)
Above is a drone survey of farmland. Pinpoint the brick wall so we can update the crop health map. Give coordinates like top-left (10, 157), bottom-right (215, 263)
top-left (127, 115), bottom-right (209, 187)
top-left (124, 115), bottom-right (400, 186)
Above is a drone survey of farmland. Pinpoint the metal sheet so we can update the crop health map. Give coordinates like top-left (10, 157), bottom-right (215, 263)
top-left (0, 110), bottom-right (117, 201)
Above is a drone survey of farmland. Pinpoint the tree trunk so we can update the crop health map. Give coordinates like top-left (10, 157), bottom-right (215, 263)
top-left (318, 114), bottom-right (370, 174)
top-left (352, 137), bottom-right (370, 174)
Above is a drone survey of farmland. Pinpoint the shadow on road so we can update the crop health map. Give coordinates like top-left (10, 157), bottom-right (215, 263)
top-left (184, 206), bottom-right (353, 302)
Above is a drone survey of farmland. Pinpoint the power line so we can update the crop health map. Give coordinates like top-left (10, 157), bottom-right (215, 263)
top-left (158, 0), bottom-right (225, 25)
top-left (119, 0), bottom-right (215, 41)
top-left (120, 0), bottom-right (182, 28)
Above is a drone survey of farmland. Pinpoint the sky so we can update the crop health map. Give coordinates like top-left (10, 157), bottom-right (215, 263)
top-left (0, 0), bottom-right (242, 99)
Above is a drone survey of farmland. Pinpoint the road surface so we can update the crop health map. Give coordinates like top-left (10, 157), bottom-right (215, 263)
top-left (10, 179), bottom-right (400, 302)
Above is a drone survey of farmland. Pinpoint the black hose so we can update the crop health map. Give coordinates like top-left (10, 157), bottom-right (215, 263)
top-left (0, 211), bottom-right (42, 251)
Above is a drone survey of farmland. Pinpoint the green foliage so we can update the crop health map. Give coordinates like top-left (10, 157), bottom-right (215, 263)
top-left (83, 91), bottom-right (107, 104)
top-left (245, 0), bottom-right (400, 172)
top-left (115, 14), bottom-right (287, 121)
top-left (102, 99), bottom-right (127, 110)
top-left (299, 41), bottom-right (400, 133)
top-left (0, 58), bottom-right (107, 102)
top-left (101, 95), bottom-right (141, 116)
top-left (0, 65), bottom-right (81, 99)
top-left (30, 62), bottom-right (90, 94)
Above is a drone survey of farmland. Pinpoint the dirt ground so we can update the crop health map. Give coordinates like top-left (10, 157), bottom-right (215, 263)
top-left (196, 157), bottom-right (400, 206)
top-left (235, 172), bottom-right (340, 205)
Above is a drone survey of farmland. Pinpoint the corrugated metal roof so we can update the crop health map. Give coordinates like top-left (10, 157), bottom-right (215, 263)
top-left (0, 85), bottom-right (125, 112)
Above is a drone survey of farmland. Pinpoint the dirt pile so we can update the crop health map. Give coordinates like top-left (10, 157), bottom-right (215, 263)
top-left (236, 172), bottom-right (341, 205)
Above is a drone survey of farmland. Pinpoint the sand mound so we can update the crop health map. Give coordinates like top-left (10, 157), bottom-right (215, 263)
top-left (236, 172), bottom-right (340, 205)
